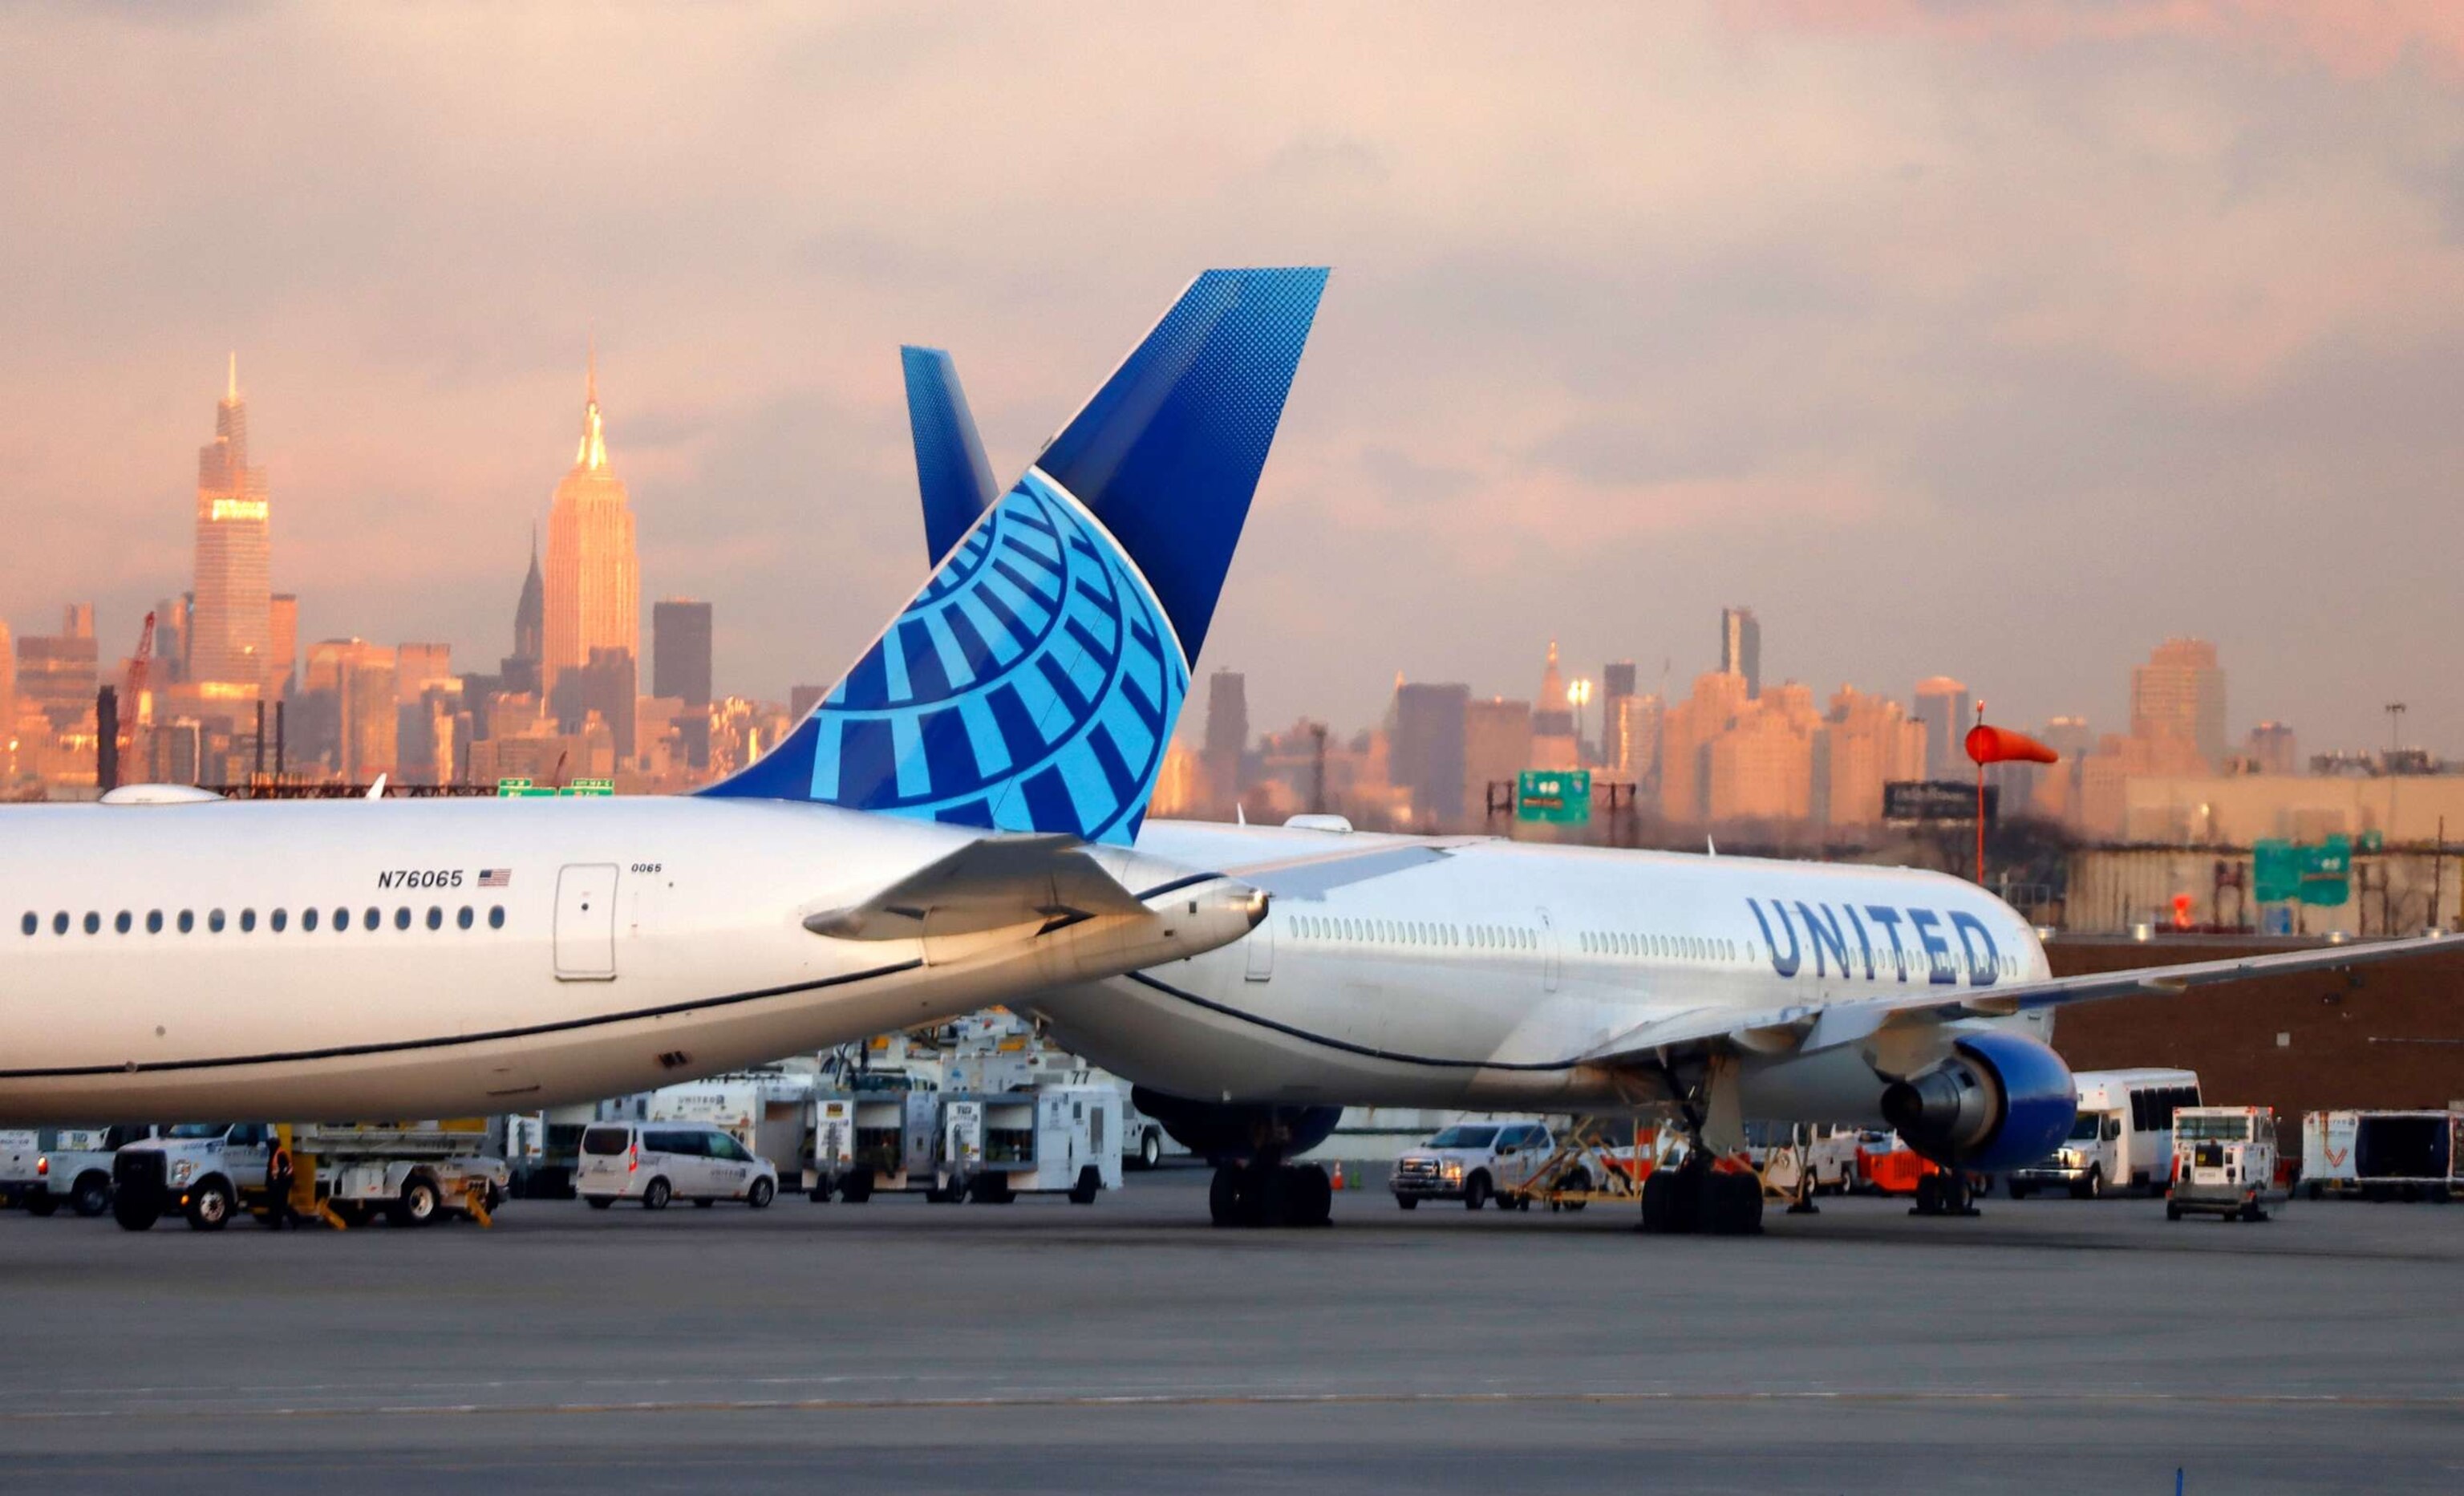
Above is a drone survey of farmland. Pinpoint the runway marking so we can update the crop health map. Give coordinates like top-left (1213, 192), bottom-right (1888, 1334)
top-left (2, 1389), bottom-right (2458, 1423)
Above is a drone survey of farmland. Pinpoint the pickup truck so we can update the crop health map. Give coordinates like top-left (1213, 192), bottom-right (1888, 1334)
top-left (1392, 1121), bottom-right (1554, 1210)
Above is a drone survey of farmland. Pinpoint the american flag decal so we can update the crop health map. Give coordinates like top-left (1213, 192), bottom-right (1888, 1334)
top-left (477, 869), bottom-right (512, 888)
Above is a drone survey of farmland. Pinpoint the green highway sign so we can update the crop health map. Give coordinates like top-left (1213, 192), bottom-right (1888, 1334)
top-left (1517, 769), bottom-right (1591, 824)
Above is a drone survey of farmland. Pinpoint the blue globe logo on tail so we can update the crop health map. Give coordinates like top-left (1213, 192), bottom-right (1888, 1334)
top-left (706, 267), bottom-right (1327, 846)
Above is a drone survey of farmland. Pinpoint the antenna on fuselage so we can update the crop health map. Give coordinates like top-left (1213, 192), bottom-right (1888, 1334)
top-left (1705, 835), bottom-right (1716, 857)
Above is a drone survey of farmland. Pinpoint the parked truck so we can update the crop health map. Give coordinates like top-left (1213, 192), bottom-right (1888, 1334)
top-left (2166, 1106), bottom-right (2284, 1222)
top-left (1392, 1121), bottom-right (1556, 1210)
top-left (111, 1121), bottom-right (508, 1231)
top-left (936, 1087), bottom-right (1121, 1204)
top-left (2300, 1110), bottom-right (2462, 1202)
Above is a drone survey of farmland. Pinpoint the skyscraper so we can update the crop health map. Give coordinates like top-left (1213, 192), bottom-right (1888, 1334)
top-left (1464, 697), bottom-right (1534, 819)
top-left (654, 598), bottom-right (714, 770)
top-left (653, 599), bottom-right (713, 707)
top-left (1390, 681), bottom-right (1469, 827)
top-left (267, 594), bottom-right (297, 696)
top-left (2131, 637), bottom-right (2227, 770)
top-left (543, 353), bottom-right (639, 700)
top-left (1603, 660), bottom-right (1638, 703)
top-left (1530, 640), bottom-right (1578, 769)
top-left (1720, 607), bottom-right (1761, 699)
top-left (500, 533), bottom-right (546, 697)
top-left (1202, 669), bottom-right (1249, 809)
top-left (1914, 675), bottom-right (1970, 780)
top-left (190, 356), bottom-right (272, 691)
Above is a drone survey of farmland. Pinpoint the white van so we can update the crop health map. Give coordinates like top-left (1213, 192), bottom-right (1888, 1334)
top-left (2008, 1068), bottom-right (2200, 1198)
top-left (578, 1122), bottom-right (778, 1210)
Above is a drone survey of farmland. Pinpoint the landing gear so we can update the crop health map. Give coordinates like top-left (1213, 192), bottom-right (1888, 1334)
top-left (1639, 1157), bottom-right (1761, 1235)
top-left (1208, 1162), bottom-right (1333, 1227)
top-left (1911, 1171), bottom-right (1981, 1218)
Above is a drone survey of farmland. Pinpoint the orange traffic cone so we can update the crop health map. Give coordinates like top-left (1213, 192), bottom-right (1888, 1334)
top-left (1331, 1160), bottom-right (1346, 1191)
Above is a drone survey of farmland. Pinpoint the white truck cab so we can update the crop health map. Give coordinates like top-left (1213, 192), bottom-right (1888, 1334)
top-left (1392, 1121), bottom-right (1555, 1210)
top-left (2008, 1068), bottom-right (2200, 1199)
top-left (111, 1122), bottom-right (273, 1231)
top-left (2168, 1106), bottom-right (2284, 1222)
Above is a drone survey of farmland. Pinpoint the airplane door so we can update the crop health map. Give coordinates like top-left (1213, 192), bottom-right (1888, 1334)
top-left (554, 864), bottom-right (620, 980)
top-left (1244, 914), bottom-right (1275, 982)
top-left (1537, 908), bottom-right (1559, 992)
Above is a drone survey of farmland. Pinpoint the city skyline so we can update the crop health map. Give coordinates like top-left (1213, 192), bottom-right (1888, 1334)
top-left (3, 9), bottom-right (2462, 756)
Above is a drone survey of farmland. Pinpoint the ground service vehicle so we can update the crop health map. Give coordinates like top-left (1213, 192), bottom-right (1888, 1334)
top-left (296, 1123), bottom-right (510, 1227)
top-left (111, 1122), bottom-right (272, 1230)
top-left (22, 1125), bottom-right (154, 1216)
top-left (2008, 1068), bottom-right (2201, 1198)
top-left (1392, 1121), bottom-right (1554, 1210)
top-left (2168, 1107), bottom-right (2283, 1222)
top-left (934, 1086), bottom-right (1121, 1205)
top-left (578, 1122), bottom-right (778, 1210)
top-left (2300, 1110), bottom-right (2462, 1201)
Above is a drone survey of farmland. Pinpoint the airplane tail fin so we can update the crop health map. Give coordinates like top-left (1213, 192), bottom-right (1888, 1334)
top-left (903, 346), bottom-right (998, 566)
top-left (706, 268), bottom-right (1328, 845)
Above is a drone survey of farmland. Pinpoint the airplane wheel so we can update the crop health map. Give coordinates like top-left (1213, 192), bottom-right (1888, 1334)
top-left (1914, 1174), bottom-right (1943, 1215)
top-left (1288, 1165), bottom-right (1331, 1226)
top-left (1209, 1166), bottom-right (1243, 1227)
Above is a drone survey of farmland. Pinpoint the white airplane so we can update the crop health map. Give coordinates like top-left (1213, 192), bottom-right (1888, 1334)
top-left (0, 268), bottom-right (1331, 1128)
top-left (898, 341), bottom-right (2451, 1235)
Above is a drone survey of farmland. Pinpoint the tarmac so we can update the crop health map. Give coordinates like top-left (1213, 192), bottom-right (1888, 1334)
top-left (1, 1168), bottom-right (2458, 1494)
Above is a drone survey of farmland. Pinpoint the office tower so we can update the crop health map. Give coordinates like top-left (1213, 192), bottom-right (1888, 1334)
top-left (1530, 641), bottom-right (1578, 769)
top-left (550, 646), bottom-right (638, 766)
top-left (1203, 669), bottom-right (1249, 808)
top-left (653, 599), bottom-right (713, 770)
top-left (15, 608), bottom-right (100, 732)
top-left (303, 639), bottom-right (399, 781)
top-left (395, 643), bottom-right (454, 703)
top-left (2246, 721), bottom-right (2298, 776)
top-left (1817, 686), bottom-right (1927, 828)
top-left (1659, 671), bottom-right (1751, 823)
top-left (1603, 660), bottom-right (1637, 703)
top-left (1720, 607), bottom-right (1761, 699)
top-left (1610, 691), bottom-right (1662, 785)
top-left (1914, 675), bottom-right (1970, 780)
top-left (267, 594), bottom-right (297, 695)
top-left (2131, 638), bottom-right (2227, 770)
top-left (153, 596), bottom-right (190, 685)
top-left (1390, 681), bottom-right (1470, 827)
top-left (652, 599), bottom-right (713, 706)
top-left (543, 353), bottom-right (640, 699)
top-left (1463, 697), bottom-right (1534, 819)
top-left (500, 534), bottom-right (546, 696)
top-left (191, 356), bottom-right (273, 690)
top-left (1706, 684), bottom-right (1818, 823)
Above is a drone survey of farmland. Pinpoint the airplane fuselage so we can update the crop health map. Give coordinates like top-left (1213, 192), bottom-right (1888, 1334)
top-left (1030, 821), bottom-right (2052, 1123)
top-left (0, 796), bottom-right (1247, 1123)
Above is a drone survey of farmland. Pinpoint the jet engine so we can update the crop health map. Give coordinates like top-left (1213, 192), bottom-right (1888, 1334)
top-left (1129, 1086), bottom-right (1342, 1166)
top-left (1879, 1030), bottom-right (2077, 1173)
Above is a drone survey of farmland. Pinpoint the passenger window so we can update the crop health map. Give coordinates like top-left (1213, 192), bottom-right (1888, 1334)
top-left (114, 911), bottom-right (132, 934)
top-left (489, 906), bottom-right (506, 929)
top-left (334, 906), bottom-right (350, 931)
top-left (176, 910), bottom-right (194, 934)
top-left (457, 906), bottom-right (473, 930)
top-left (239, 909), bottom-right (256, 933)
top-left (271, 909), bottom-right (287, 933)
top-left (208, 909), bottom-right (225, 934)
top-left (302, 907), bottom-right (319, 932)
top-left (51, 911), bottom-right (67, 934)
top-left (147, 910), bottom-right (163, 934)
top-left (425, 906), bottom-right (441, 930)
top-left (18, 912), bottom-right (32, 937)
top-left (82, 912), bottom-right (99, 934)
top-left (394, 907), bottom-right (411, 930)
top-left (363, 907), bottom-right (380, 931)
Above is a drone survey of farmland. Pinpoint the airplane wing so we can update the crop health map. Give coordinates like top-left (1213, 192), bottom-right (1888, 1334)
top-left (803, 833), bottom-right (1155, 941)
top-left (1580, 930), bottom-right (2456, 1067)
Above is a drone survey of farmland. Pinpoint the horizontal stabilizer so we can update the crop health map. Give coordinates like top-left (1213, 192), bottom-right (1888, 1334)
top-left (803, 833), bottom-right (1149, 942)
top-left (1219, 842), bottom-right (1460, 901)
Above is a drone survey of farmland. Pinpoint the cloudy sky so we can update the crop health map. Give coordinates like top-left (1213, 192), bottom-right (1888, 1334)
top-left (3, 2), bottom-right (2461, 754)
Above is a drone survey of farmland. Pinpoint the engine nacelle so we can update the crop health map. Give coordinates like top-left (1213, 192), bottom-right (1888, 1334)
top-left (1129, 1086), bottom-right (1342, 1166)
top-left (1879, 1030), bottom-right (2076, 1173)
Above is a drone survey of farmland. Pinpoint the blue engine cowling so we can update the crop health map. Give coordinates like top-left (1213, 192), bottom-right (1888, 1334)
top-left (1879, 1030), bottom-right (2076, 1173)
top-left (1129, 1086), bottom-right (1342, 1166)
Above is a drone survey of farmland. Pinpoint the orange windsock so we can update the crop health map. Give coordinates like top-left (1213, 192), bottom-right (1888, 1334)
top-left (1965, 724), bottom-right (2058, 766)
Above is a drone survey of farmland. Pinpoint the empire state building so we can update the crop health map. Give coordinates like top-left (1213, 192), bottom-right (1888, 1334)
top-left (191, 355), bottom-right (273, 690)
top-left (542, 355), bottom-right (640, 699)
